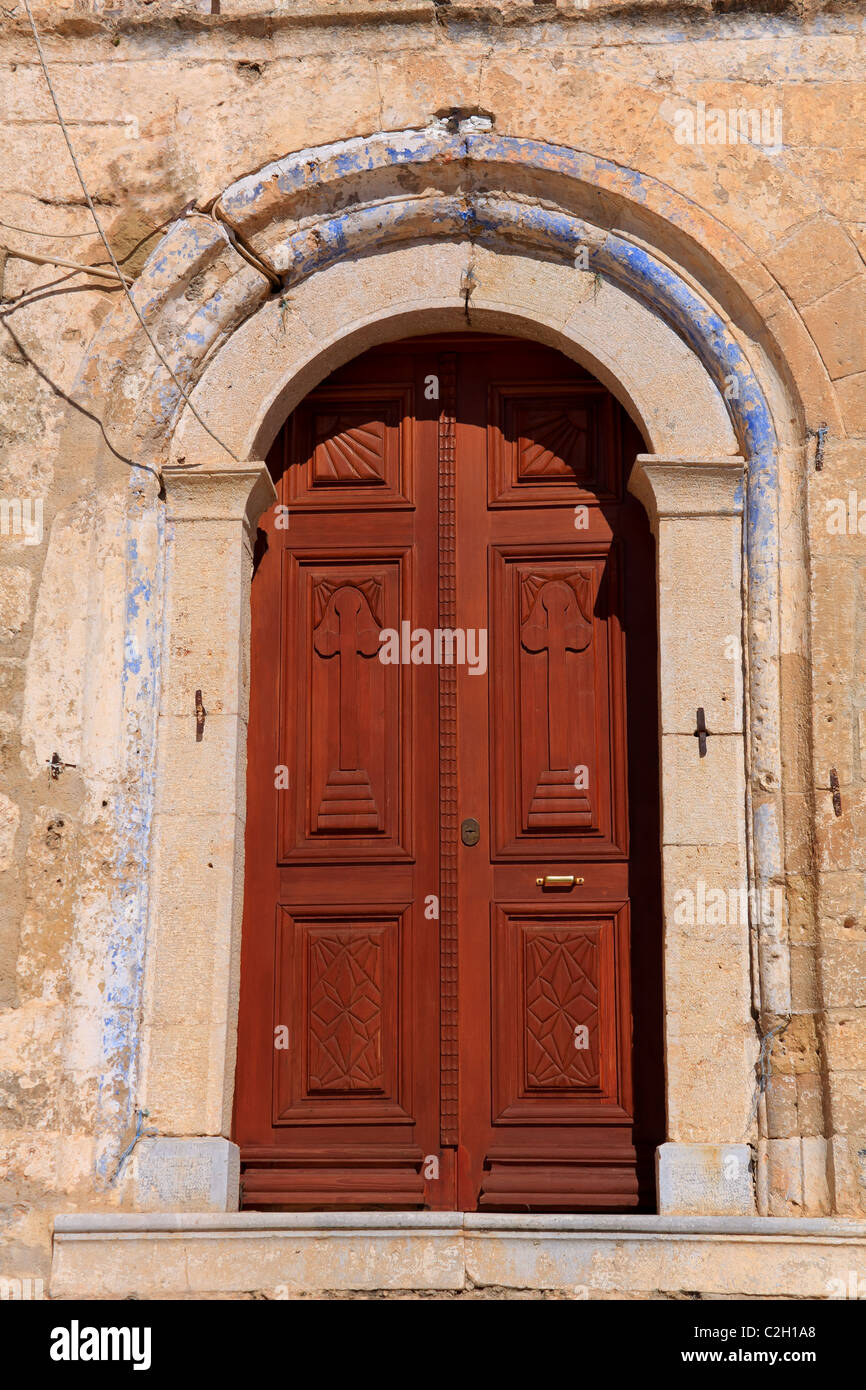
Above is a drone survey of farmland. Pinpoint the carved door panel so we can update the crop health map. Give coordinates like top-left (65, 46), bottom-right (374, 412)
top-left (235, 335), bottom-right (662, 1211)
top-left (456, 341), bottom-right (662, 1210)
top-left (235, 360), bottom-right (443, 1208)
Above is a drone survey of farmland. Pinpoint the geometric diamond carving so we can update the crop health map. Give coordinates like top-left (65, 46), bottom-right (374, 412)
top-left (524, 930), bottom-right (599, 1088)
top-left (308, 931), bottom-right (384, 1091)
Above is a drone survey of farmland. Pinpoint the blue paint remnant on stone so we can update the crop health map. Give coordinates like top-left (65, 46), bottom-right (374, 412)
top-left (472, 199), bottom-right (585, 255)
top-left (220, 129), bottom-right (466, 217)
top-left (593, 233), bottom-right (778, 578)
top-left (754, 801), bottom-right (783, 883)
top-left (96, 484), bottom-right (163, 1182)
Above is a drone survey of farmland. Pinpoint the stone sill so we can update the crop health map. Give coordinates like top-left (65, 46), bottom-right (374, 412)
top-left (52, 1213), bottom-right (866, 1299)
top-left (55, 1212), bottom-right (866, 1236)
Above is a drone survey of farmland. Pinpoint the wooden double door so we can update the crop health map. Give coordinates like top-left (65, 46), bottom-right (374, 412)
top-left (235, 334), bottom-right (663, 1211)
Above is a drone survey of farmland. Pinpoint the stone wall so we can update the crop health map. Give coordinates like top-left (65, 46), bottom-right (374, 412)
top-left (0, 0), bottom-right (864, 1288)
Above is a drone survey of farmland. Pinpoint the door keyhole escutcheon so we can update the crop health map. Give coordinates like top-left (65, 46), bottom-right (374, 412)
top-left (461, 817), bottom-right (480, 847)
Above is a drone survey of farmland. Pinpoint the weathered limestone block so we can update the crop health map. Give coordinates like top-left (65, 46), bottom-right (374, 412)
top-left (130, 1138), bottom-right (240, 1214)
top-left (0, 566), bottom-right (32, 641)
top-left (657, 1144), bottom-right (755, 1216)
top-left (0, 792), bottom-right (20, 872)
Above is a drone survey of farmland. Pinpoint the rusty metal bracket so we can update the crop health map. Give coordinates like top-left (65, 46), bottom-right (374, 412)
top-left (195, 689), bottom-right (207, 742)
top-left (830, 767), bottom-right (842, 817)
top-left (694, 707), bottom-right (710, 758)
top-left (808, 423), bottom-right (828, 471)
top-left (46, 751), bottom-right (77, 781)
top-left (460, 265), bottom-right (476, 323)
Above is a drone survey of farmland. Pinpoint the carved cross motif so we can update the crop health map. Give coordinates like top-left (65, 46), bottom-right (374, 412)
top-left (521, 577), bottom-right (593, 770)
top-left (314, 585), bottom-right (381, 772)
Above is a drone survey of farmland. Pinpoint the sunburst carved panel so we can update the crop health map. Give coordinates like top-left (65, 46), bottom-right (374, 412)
top-left (489, 384), bottom-right (618, 506)
top-left (288, 385), bottom-right (413, 507)
top-left (516, 406), bottom-right (592, 481)
top-left (313, 413), bottom-right (387, 485)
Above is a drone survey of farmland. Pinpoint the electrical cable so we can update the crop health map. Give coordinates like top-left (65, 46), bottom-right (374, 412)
top-left (2, 243), bottom-right (133, 284)
top-left (21, 0), bottom-right (240, 463)
top-left (212, 201), bottom-right (282, 291)
top-left (0, 217), bottom-right (97, 238)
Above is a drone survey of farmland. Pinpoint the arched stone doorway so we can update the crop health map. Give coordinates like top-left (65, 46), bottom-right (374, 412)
top-left (140, 236), bottom-right (755, 1220)
top-left (54, 124), bottom-right (810, 1231)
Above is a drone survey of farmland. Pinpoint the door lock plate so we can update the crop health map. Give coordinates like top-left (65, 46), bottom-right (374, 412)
top-left (460, 817), bottom-right (480, 846)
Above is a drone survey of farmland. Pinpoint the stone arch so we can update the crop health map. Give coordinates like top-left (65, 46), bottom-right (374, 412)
top-left (76, 124), bottom-right (828, 460)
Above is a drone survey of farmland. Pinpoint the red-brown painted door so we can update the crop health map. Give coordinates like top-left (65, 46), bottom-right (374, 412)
top-left (234, 334), bottom-right (663, 1211)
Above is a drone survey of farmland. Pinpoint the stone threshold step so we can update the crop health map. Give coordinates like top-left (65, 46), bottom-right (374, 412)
top-left (52, 1213), bottom-right (866, 1299)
